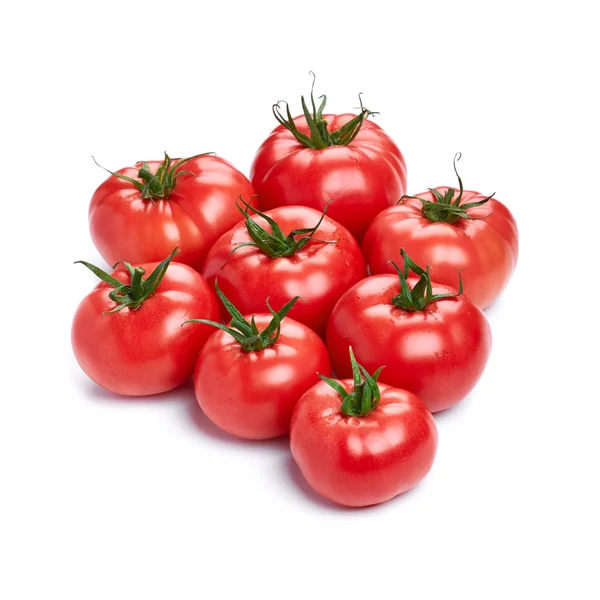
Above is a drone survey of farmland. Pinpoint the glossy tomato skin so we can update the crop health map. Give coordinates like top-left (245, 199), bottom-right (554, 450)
top-left (201, 205), bottom-right (366, 338)
top-left (250, 114), bottom-right (407, 242)
top-left (89, 155), bottom-right (255, 271)
top-left (72, 261), bottom-right (219, 396)
top-left (326, 276), bottom-right (492, 413)
top-left (362, 189), bottom-right (519, 309)
top-left (194, 315), bottom-right (331, 440)
top-left (290, 381), bottom-right (437, 507)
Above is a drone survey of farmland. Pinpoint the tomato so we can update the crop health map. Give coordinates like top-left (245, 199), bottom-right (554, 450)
top-left (89, 153), bottom-right (255, 271)
top-left (326, 250), bottom-right (492, 413)
top-left (250, 79), bottom-right (406, 241)
top-left (290, 348), bottom-right (437, 507)
top-left (201, 202), bottom-right (365, 337)
top-left (362, 154), bottom-right (518, 309)
top-left (72, 248), bottom-right (219, 396)
top-left (189, 285), bottom-right (331, 440)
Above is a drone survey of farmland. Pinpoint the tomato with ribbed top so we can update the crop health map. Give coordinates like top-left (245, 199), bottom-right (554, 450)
top-left (250, 79), bottom-right (406, 242)
top-left (89, 153), bottom-right (255, 271)
top-left (202, 202), bottom-right (365, 338)
top-left (188, 287), bottom-right (331, 440)
top-left (362, 154), bottom-right (518, 308)
top-left (290, 348), bottom-right (437, 507)
top-left (326, 250), bottom-right (492, 413)
top-left (72, 248), bottom-right (219, 396)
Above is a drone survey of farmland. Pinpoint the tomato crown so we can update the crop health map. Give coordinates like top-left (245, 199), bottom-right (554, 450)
top-left (93, 152), bottom-right (212, 202)
top-left (389, 249), bottom-right (463, 312)
top-left (224, 197), bottom-right (338, 262)
top-left (272, 72), bottom-right (377, 150)
top-left (400, 153), bottom-right (494, 224)
top-left (75, 247), bottom-right (180, 315)
top-left (185, 280), bottom-right (302, 352)
top-left (319, 347), bottom-right (384, 418)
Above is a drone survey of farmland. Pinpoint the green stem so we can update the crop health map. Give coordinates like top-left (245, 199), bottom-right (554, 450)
top-left (93, 151), bottom-right (213, 202)
top-left (184, 280), bottom-right (302, 352)
top-left (318, 347), bottom-right (384, 418)
top-left (389, 249), bottom-right (462, 311)
top-left (129, 267), bottom-right (146, 301)
top-left (272, 72), bottom-right (377, 149)
top-left (400, 153), bottom-right (494, 224)
top-left (75, 247), bottom-right (180, 315)
top-left (224, 196), bottom-right (337, 262)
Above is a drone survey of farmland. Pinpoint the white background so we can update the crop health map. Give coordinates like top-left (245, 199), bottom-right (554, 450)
top-left (1, 1), bottom-right (599, 598)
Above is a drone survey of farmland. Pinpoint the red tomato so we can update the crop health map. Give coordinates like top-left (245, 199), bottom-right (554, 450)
top-left (250, 83), bottom-right (406, 241)
top-left (89, 153), bottom-right (255, 271)
top-left (362, 156), bottom-right (518, 309)
top-left (72, 249), bottom-right (219, 396)
top-left (290, 349), bottom-right (437, 507)
top-left (190, 288), bottom-right (331, 440)
top-left (326, 252), bottom-right (492, 413)
top-left (201, 203), bottom-right (366, 337)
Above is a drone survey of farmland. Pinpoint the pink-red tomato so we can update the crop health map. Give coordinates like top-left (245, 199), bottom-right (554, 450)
top-left (194, 314), bottom-right (331, 440)
top-left (201, 205), bottom-right (366, 337)
top-left (362, 188), bottom-right (518, 309)
top-left (250, 114), bottom-right (406, 242)
top-left (89, 154), bottom-right (255, 271)
top-left (72, 257), bottom-right (219, 396)
top-left (290, 379), bottom-right (438, 507)
top-left (326, 275), bottom-right (492, 412)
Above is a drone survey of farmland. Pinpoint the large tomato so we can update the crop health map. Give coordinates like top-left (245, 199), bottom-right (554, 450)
top-left (189, 287), bottom-right (331, 440)
top-left (250, 80), bottom-right (406, 241)
top-left (201, 202), bottom-right (365, 337)
top-left (89, 153), bottom-right (255, 271)
top-left (72, 248), bottom-right (219, 396)
top-left (326, 251), bottom-right (492, 413)
top-left (362, 154), bottom-right (518, 309)
top-left (290, 348), bottom-right (438, 507)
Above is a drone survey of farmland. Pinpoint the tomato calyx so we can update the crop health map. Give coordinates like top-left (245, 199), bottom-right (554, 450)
top-left (272, 72), bottom-right (377, 150)
top-left (400, 153), bottom-right (495, 224)
top-left (389, 249), bottom-right (463, 311)
top-left (75, 247), bottom-right (180, 315)
top-left (185, 280), bottom-right (302, 352)
top-left (319, 347), bottom-right (384, 418)
top-left (92, 152), bottom-right (213, 202)
top-left (225, 196), bottom-right (338, 261)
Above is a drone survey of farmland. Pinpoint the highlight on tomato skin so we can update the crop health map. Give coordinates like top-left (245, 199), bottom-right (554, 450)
top-left (186, 283), bottom-right (332, 440)
top-left (89, 152), bottom-right (256, 272)
top-left (326, 249), bottom-right (492, 413)
top-left (71, 247), bottom-right (220, 397)
top-left (289, 348), bottom-right (438, 507)
top-left (362, 154), bottom-right (519, 309)
top-left (249, 74), bottom-right (407, 242)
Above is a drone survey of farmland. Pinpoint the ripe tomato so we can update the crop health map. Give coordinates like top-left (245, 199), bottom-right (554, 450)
top-left (326, 250), bottom-right (492, 413)
top-left (362, 154), bottom-right (518, 309)
top-left (290, 348), bottom-right (438, 507)
top-left (250, 79), bottom-right (406, 241)
top-left (89, 153), bottom-right (255, 271)
top-left (201, 202), bottom-right (366, 337)
top-left (189, 285), bottom-right (331, 440)
top-left (72, 248), bottom-right (219, 396)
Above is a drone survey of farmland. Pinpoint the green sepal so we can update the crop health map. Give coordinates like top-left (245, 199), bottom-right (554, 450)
top-left (318, 347), bottom-right (384, 418)
top-left (390, 249), bottom-right (463, 312)
top-left (224, 196), bottom-right (337, 262)
top-left (399, 153), bottom-right (494, 224)
top-left (75, 247), bottom-right (179, 315)
top-left (272, 72), bottom-right (377, 150)
top-left (184, 280), bottom-right (302, 352)
top-left (93, 151), bottom-right (214, 202)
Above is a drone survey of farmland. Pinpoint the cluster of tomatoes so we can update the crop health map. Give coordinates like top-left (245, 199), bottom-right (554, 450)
top-left (72, 80), bottom-right (518, 507)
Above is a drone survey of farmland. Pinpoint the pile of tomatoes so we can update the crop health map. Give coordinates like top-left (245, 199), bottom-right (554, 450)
top-left (72, 79), bottom-right (518, 508)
